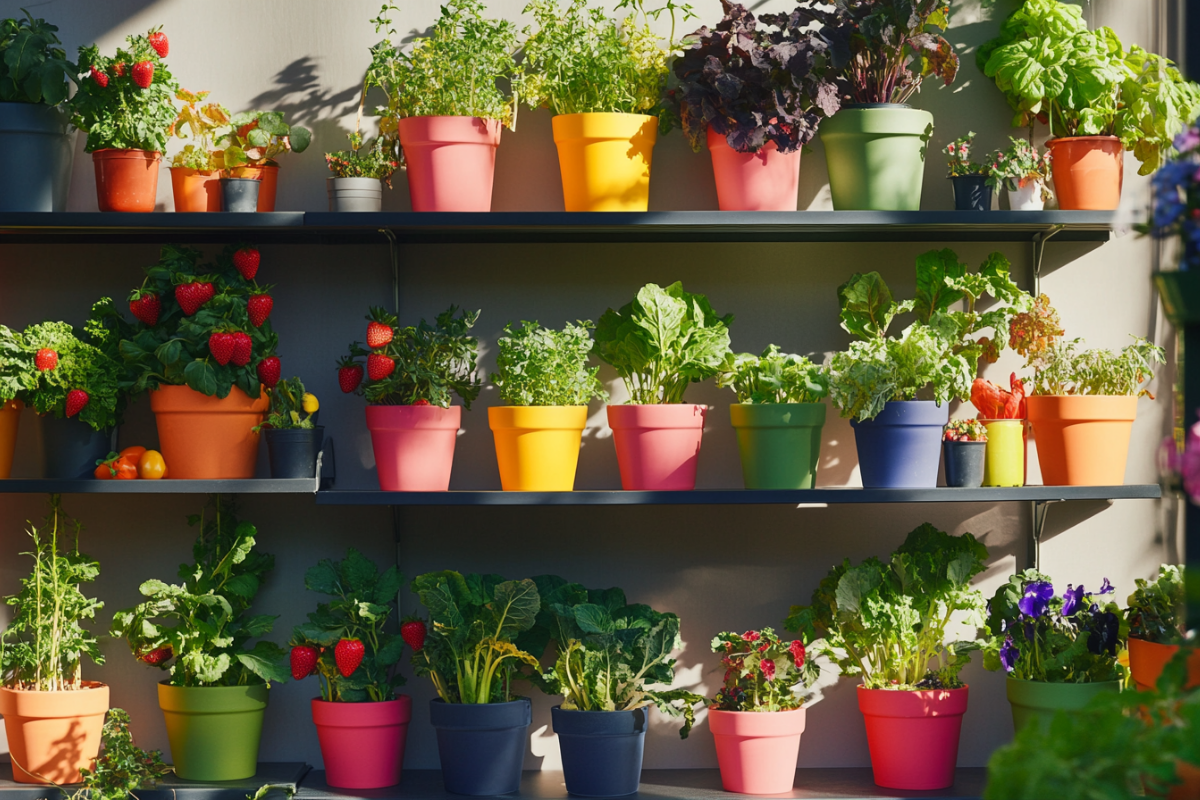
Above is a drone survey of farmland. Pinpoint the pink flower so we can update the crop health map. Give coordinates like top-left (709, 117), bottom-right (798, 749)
top-left (741, 630), bottom-right (761, 642)
top-left (761, 658), bottom-right (776, 681)
top-left (789, 640), bottom-right (806, 667)
top-left (947, 143), bottom-right (957, 154)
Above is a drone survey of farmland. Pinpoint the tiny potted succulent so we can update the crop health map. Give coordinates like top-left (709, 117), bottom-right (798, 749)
top-left (982, 569), bottom-right (1124, 732)
top-left (70, 28), bottom-right (178, 212)
top-left (707, 629), bottom-right (817, 795)
top-left (942, 419), bottom-right (986, 488)
top-left (988, 137), bottom-right (1053, 211)
top-left (788, 523), bottom-right (987, 791)
top-left (110, 498), bottom-right (288, 781)
top-left (289, 549), bottom-right (412, 789)
top-left (338, 306), bottom-right (482, 491)
top-left (0, 325), bottom-right (37, 478)
top-left (970, 373), bottom-right (1026, 487)
top-left (944, 132), bottom-right (993, 211)
top-left (255, 376), bottom-right (321, 479)
top-left (663, 1), bottom-right (842, 211)
top-left (368, 0), bottom-right (518, 212)
top-left (0, 496), bottom-right (107, 785)
top-left (411, 571), bottom-right (541, 796)
top-left (593, 282), bottom-right (733, 490)
top-left (168, 88), bottom-right (230, 212)
top-left (215, 109), bottom-right (311, 211)
top-left (717, 345), bottom-right (829, 489)
top-left (489, 320), bottom-right (607, 491)
top-left (325, 132), bottom-right (399, 212)
top-left (1124, 565), bottom-right (1198, 692)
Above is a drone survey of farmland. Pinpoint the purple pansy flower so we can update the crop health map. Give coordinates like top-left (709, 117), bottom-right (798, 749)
top-left (1097, 577), bottom-right (1114, 595)
top-left (1061, 584), bottom-right (1085, 616)
top-left (1000, 636), bottom-right (1020, 673)
top-left (1018, 581), bottom-right (1054, 618)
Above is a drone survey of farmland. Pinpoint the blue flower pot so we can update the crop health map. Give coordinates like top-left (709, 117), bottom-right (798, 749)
top-left (850, 401), bottom-right (949, 488)
top-left (430, 698), bottom-right (530, 796)
top-left (552, 706), bottom-right (646, 797)
top-left (38, 414), bottom-right (115, 479)
top-left (951, 174), bottom-right (993, 211)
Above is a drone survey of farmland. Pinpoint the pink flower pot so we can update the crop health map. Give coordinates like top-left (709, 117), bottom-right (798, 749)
top-left (707, 128), bottom-right (801, 211)
top-left (312, 696), bottom-right (412, 789)
top-left (607, 404), bottom-right (706, 491)
top-left (858, 685), bottom-right (968, 791)
top-left (365, 405), bottom-right (461, 491)
top-left (397, 116), bottom-right (501, 212)
top-left (709, 707), bottom-right (806, 794)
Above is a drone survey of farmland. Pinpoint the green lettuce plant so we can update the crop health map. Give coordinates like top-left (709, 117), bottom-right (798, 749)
top-left (22, 317), bottom-right (124, 433)
top-left (493, 321), bottom-right (607, 406)
top-left (1125, 565), bottom-right (1186, 645)
top-left (718, 346), bottom-right (828, 404)
top-left (0, 11), bottom-right (73, 105)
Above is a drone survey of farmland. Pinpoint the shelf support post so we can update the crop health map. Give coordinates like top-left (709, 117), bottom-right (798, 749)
top-left (1027, 499), bottom-right (1060, 572)
top-left (380, 228), bottom-right (399, 315)
top-left (1031, 225), bottom-right (1064, 297)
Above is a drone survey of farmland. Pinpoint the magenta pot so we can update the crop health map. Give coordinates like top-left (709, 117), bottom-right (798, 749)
top-left (707, 127), bottom-right (801, 211)
top-left (312, 696), bottom-right (412, 789)
top-left (606, 404), bottom-right (706, 491)
top-left (365, 404), bottom-right (461, 491)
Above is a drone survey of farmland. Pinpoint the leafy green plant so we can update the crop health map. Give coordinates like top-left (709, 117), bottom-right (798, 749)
top-left (1027, 337), bottom-right (1164, 397)
top-left (216, 110), bottom-right (311, 175)
top-left (787, 523), bottom-right (987, 689)
top-left (0, 496), bottom-right (103, 692)
top-left (1125, 564), bottom-right (1186, 645)
top-left (0, 11), bottom-right (73, 105)
top-left (22, 319), bottom-right (124, 432)
top-left (256, 377), bottom-right (318, 432)
top-left (0, 325), bottom-right (37, 405)
top-left (718, 345), bottom-right (828, 404)
top-left (593, 282), bottom-right (733, 405)
top-left (290, 548), bottom-right (406, 702)
top-left (493, 321), bottom-right (607, 406)
top-left (110, 497), bottom-right (288, 687)
top-left (170, 88), bottom-right (230, 171)
top-left (71, 709), bottom-right (171, 800)
top-left (711, 629), bottom-right (817, 712)
top-left (325, 134), bottom-right (399, 185)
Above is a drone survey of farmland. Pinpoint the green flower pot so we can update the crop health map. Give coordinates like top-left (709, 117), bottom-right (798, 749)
top-left (819, 105), bottom-right (934, 211)
top-left (729, 403), bottom-right (826, 489)
top-left (158, 682), bottom-right (269, 781)
top-left (1005, 677), bottom-right (1120, 732)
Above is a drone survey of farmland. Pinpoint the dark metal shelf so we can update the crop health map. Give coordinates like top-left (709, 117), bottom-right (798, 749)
top-left (0, 212), bottom-right (305, 244)
top-left (0, 477), bottom-right (318, 494)
top-left (0, 762), bottom-right (308, 800)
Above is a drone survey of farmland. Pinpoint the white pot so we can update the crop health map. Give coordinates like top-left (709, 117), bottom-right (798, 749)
top-left (1008, 179), bottom-right (1046, 211)
top-left (327, 177), bottom-right (382, 212)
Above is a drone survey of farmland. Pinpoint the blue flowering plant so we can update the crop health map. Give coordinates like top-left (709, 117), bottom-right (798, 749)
top-left (1140, 124), bottom-right (1200, 270)
top-left (982, 569), bottom-right (1125, 683)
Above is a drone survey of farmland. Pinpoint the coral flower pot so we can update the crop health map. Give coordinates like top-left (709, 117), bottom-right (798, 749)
top-left (169, 167), bottom-right (222, 212)
top-left (709, 707), bottom-right (806, 795)
top-left (606, 404), bottom-right (706, 491)
top-left (858, 686), bottom-right (968, 791)
top-left (1026, 395), bottom-right (1137, 486)
top-left (398, 116), bottom-right (501, 212)
top-left (488, 406), bottom-right (587, 491)
top-left (0, 398), bottom-right (22, 479)
top-left (552, 113), bottom-right (657, 212)
top-left (159, 683), bottom-right (267, 781)
top-left (1047, 136), bottom-right (1123, 210)
top-left (1128, 637), bottom-right (1200, 692)
top-left (0, 682), bottom-right (109, 785)
top-left (92, 149), bottom-right (161, 212)
top-left (365, 404), bottom-right (461, 491)
top-left (149, 385), bottom-right (269, 479)
top-left (706, 127), bottom-right (801, 211)
top-left (312, 696), bottom-right (412, 789)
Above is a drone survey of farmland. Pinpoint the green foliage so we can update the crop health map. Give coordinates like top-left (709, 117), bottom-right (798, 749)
top-left (0, 11), bottom-right (73, 105)
top-left (257, 377), bottom-right (316, 432)
top-left (1124, 564), bottom-right (1185, 645)
top-left (291, 548), bottom-right (406, 702)
top-left (217, 110), bottom-right (311, 173)
top-left (110, 497), bottom-right (287, 687)
top-left (1028, 336), bottom-right (1164, 397)
top-left (711, 628), bottom-right (818, 712)
top-left (0, 324), bottom-right (37, 404)
top-left (987, 137), bottom-right (1053, 199)
top-left (787, 523), bottom-right (987, 689)
top-left (325, 135), bottom-right (399, 185)
top-left (22, 319), bottom-right (124, 432)
top-left (170, 88), bottom-right (230, 170)
top-left (594, 282), bottom-right (733, 404)
top-left (493, 320), bottom-right (607, 406)
top-left (411, 571), bottom-right (541, 704)
top-left (718, 345), bottom-right (828, 404)
top-left (70, 31), bottom-right (179, 152)
top-left (0, 496), bottom-right (103, 692)
top-left (71, 709), bottom-right (171, 800)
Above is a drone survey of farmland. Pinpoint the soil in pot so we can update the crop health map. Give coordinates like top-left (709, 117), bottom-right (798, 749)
top-left (819, 104), bottom-right (933, 211)
top-left (706, 128), bottom-right (801, 211)
top-left (858, 686), bottom-right (968, 791)
top-left (942, 440), bottom-right (984, 487)
top-left (607, 404), bottom-right (706, 491)
top-left (0, 681), bottom-right (109, 785)
top-left (552, 706), bottom-right (646, 797)
top-left (221, 177), bottom-right (261, 212)
top-left (709, 706), bottom-right (806, 795)
top-left (729, 403), bottom-right (824, 489)
top-left (149, 385), bottom-right (269, 479)
top-left (92, 149), bottom-right (162, 212)
top-left (982, 419), bottom-right (1024, 487)
top-left (0, 103), bottom-right (74, 212)
top-left (429, 698), bottom-right (531, 796)
top-left (1026, 395), bottom-right (1136, 485)
top-left (0, 399), bottom-right (22, 479)
top-left (1006, 677), bottom-right (1120, 732)
top-left (489, 406), bottom-right (587, 491)
top-left (37, 414), bottom-right (114, 479)
top-left (327, 177), bottom-right (382, 212)
top-left (1047, 136), bottom-right (1123, 211)
top-left (1128, 638), bottom-right (1200, 692)
top-left (850, 401), bottom-right (949, 488)
top-left (397, 116), bottom-right (501, 212)
top-left (170, 167), bottom-right (222, 212)
top-left (366, 405), bottom-right (461, 491)
top-left (552, 113), bottom-right (657, 212)
top-left (158, 682), bottom-right (268, 781)
top-left (312, 696), bottom-right (412, 789)
top-left (264, 426), bottom-right (323, 479)
top-left (950, 175), bottom-right (992, 211)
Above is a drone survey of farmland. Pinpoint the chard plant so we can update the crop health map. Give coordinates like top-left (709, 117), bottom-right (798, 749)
top-left (492, 321), bottom-right (607, 406)
top-left (1124, 565), bottom-right (1186, 645)
top-left (71, 710), bottom-right (171, 800)
top-left (22, 318), bottom-right (125, 433)
top-left (718, 345), bottom-right (828, 405)
top-left (0, 11), bottom-right (74, 106)
top-left (711, 629), bottom-right (817, 712)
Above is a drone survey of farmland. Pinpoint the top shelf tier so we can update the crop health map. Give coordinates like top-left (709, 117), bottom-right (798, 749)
top-left (0, 211), bottom-right (1117, 245)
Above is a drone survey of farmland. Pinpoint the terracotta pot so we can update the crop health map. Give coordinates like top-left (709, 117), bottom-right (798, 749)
top-left (92, 149), bottom-right (161, 212)
top-left (238, 164), bottom-right (278, 211)
top-left (0, 398), bottom-right (22, 479)
top-left (709, 707), bottom-right (806, 794)
top-left (397, 116), bottom-right (501, 212)
top-left (169, 167), bottom-right (222, 212)
top-left (1128, 637), bottom-right (1200, 692)
top-left (365, 404), bottom-right (461, 491)
top-left (858, 686), bottom-right (968, 791)
top-left (706, 127), bottom-right (801, 211)
top-left (149, 385), bottom-right (269, 479)
top-left (1047, 136), bottom-right (1123, 211)
top-left (312, 696), bottom-right (412, 789)
top-left (606, 404), bottom-right (706, 491)
top-left (1026, 395), bottom-right (1137, 485)
top-left (0, 682), bottom-right (109, 784)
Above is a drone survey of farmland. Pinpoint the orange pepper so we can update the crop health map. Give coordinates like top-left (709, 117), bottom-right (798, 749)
top-left (113, 456), bottom-right (139, 479)
top-left (120, 445), bottom-right (147, 462)
top-left (93, 460), bottom-right (113, 479)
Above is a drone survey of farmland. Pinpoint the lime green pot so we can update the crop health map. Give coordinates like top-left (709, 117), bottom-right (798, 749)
top-left (729, 403), bottom-right (825, 489)
top-left (158, 682), bottom-right (268, 780)
top-left (1005, 677), bottom-right (1120, 732)
top-left (819, 104), bottom-right (934, 210)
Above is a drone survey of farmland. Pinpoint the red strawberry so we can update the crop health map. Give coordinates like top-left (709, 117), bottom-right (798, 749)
top-left (338, 361), bottom-right (363, 393)
top-left (290, 645), bottom-right (318, 681)
top-left (247, 294), bottom-right (273, 327)
top-left (113, 62), bottom-right (127, 77)
top-left (138, 645), bottom-right (173, 666)
top-left (65, 390), bottom-right (89, 417)
top-left (230, 332), bottom-right (253, 366)
top-left (366, 321), bottom-right (393, 349)
top-left (400, 619), bottom-right (426, 652)
top-left (148, 29), bottom-right (169, 58)
top-left (367, 353), bottom-right (395, 381)
top-left (35, 348), bottom-right (57, 371)
top-left (91, 66), bottom-right (108, 88)
top-left (208, 332), bottom-right (234, 365)
top-left (334, 638), bottom-right (365, 677)
top-left (129, 292), bottom-right (161, 325)
top-left (175, 281), bottom-right (213, 315)
top-left (131, 61), bottom-right (153, 89)
top-left (412, 399), bottom-right (430, 406)
top-left (233, 247), bottom-right (260, 281)
top-left (257, 356), bottom-right (281, 388)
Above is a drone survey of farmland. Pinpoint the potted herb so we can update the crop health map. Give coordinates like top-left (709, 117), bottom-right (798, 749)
top-left (338, 306), bottom-right (481, 491)
top-left (708, 629), bottom-right (817, 795)
top-left (787, 523), bottom-right (987, 791)
top-left (368, 0), bottom-right (518, 212)
top-left (663, 1), bottom-right (842, 211)
top-left (942, 419), bottom-right (986, 488)
top-left (1124, 565), bottom-right (1199, 692)
top-left (982, 569), bottom-right (1124, 732)
top-left (717, 345), bottom-right (829, 489)
top-left (593, 282), bottom-right (733, 490)
top-left (168, 89), bottom-right (230, 212)
top-left (410, 571), bottom-right (541, 796)
top-left (110, 498), bottom-right (288, 781)
top-left (70, 28), bottom-right (178, 212)
top-left (255, 376), bottom-right (321, 479)
top-left (215, 109), bottom-right (311, 211)
top-left (818, 1), bottom-right (959, 210)
top-left (0, 324), bottom-right (36, 478)
top-left (988, 137), bottom-right (1053, 211)
top-left (74, 709), bottom-right (172, 800)
top-left (489, 320), bottom-right (607, 491)
top-left (0, 12), bottom-right (75, 212)
top-left (978, 0), bottom-right (1200, 210)
top-left (519, 0), bottom-right (692, 211)
top-left (0, 496), bottom-right (106, 785)
top-left (944, 132), bottom-right (993, 211)
top-left (970, 373), bottom-right (1027, 487)
top-left (325, 133), bottom-right (399, 212)
top-left (289, 549), bottom-right (411, 790)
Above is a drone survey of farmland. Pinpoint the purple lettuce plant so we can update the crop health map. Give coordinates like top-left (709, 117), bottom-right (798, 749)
top-left (1139, 124), bottom-right (1200, 270)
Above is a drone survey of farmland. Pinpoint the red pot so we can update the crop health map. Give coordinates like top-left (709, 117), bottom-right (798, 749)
top-left (312, 696), bottom-right (412, 789)
top-left (606, 404), bottom-right (706, 491)
top-left (92, 149), bottom-right (161, 212)
top-left (709, 707), bottom-right (806, 794)
top-left (707, 127), bottom-right (801, 211)
top-left (858, 685), bottom-right (968, 791)
top-left (1128, 637), bottom-right (1200, 692)
top-left (365, 404), bottom-right (461, 491)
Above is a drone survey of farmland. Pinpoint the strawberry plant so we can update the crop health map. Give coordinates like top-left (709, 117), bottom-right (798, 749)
top-left (711, 629), bottom-right (817, 712)
top-left (169, 88), bottom-right (231, 171)
top-left (110, 497), bottom-right (288, 687)
top-left (216, 110), bottom-right (311, 175)
top-left (718, 345), bottom-right (828, 404)
top-left (21, 316), bottom-right (124, 433)
top-left (0, 11), bottom-right (74, 105)
top-left (71, 709), bottom-right (171, 800)
top-left (289, 548), bottom-right (406, 702)
top-left (492, 321), bottom-right (607, 406)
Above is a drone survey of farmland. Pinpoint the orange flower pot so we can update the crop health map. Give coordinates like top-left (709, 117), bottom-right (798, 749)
top-left (170, 167), bottom-right (222, 212)
top-left (1128, 637), bottom-right (1200, 692)
top-left (92, 149), bottom-right (161, 212)
top-left (1046, 136), bottom-right (1123, 211)
top-left (239, 164), bottom-right (278, 211)
top-left (0, 399), bottom-right (22, 479)
top-left (0, 682), bottom-right (109, 784)
top-left (1026, 395), bottom-right (1136, 486)
top-left (149, 385), bottom-right (269, 479)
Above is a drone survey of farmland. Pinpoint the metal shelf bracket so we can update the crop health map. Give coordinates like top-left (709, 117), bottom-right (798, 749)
top-left (1027, 499), bottom-right (1062, 571)
top-left (1031, 224), bottom-right (1065, 296)
top-left (380, 228), bottom-right (399, 314)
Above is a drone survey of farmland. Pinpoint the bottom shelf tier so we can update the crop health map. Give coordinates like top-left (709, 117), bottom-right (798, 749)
top-left (0, 762), bottom-right (309, 800)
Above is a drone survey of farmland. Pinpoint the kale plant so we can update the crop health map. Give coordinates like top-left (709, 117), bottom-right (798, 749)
top-left (492, 321), bottom-right (607, 406)
top-left (718, 345), bottom-right (828, 404)
top-left (1124, 565), bottom-right (1186, 645)
top-left (22, 319), bottom-right (124, 432)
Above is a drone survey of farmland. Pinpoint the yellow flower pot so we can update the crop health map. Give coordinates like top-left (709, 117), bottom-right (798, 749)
top-left (982, 419), bottom-right (1025, 487)
top-left (551, 113), bottom-right (657, 212)
top-left (488, 406), bottom-right (588, 491)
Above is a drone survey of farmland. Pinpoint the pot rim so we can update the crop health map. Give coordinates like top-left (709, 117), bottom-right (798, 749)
top-left (1045, 135), bottom-right (1121, 144)
top-left (91, 148), bottom-right (163, 158)
top-left (0, 680), bottom-right (108, 694)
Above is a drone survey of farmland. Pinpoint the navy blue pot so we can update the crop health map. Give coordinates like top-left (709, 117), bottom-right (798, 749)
top-left (850, 401), bottom-right (949, 488)
top-left (38, 415), bottom-right (115, 479)
top-left (430, 698), bottom-right (531, 796)
top-left (951, 174), bottom-right (993, 211)
top-left (552, 706), bottom-right (646, 797)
